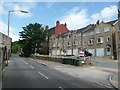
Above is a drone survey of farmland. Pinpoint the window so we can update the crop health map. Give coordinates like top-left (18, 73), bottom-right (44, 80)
top-left (97, 36), bottom-right (103, 43)
top-left (83, 33), bottom-right (87, 36)
top-left (88, 38), bottom-right (94, 45)
top-left (79, 40), bottom-right (81, 44)
top-left (74, 34), bottom-right (76, 37)
top-left (57, 43), bottom-right (60, 47)
top-left (83, 41), bottom-right (86, 45)
top-left (52, 43), bottom-right (56, 47)
top-left (119, 38), bottom-right (120, 44)
top-left (104, 27), bottom-right (110, 32)
top-left (77, 33), bottom-right (81, 36)
top-left (107, 48), bottom-right (110, 52)
top-left (89, 31), bottom-right (94, 35)
top-left (96, 27), bottom-right (100, 33)
top-left (68, 41), bottom-right (71, 46)
top-left (74, 40), bottom-right (78, 45)
top-left (107, 36), bottom-right (110, 42)
top-left (69, 35), bottom-right (71, 38)
top-left (119, 26), bottom-right (120, 31)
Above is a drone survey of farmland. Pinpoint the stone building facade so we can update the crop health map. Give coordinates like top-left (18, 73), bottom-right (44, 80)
top-left (49, 19), bottom-right (119, 60)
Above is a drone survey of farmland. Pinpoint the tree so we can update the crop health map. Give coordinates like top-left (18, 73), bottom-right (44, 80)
top-left (19, 23), bottom-right (48, 57)
top-left (11, 41), bottom-right (22, 54)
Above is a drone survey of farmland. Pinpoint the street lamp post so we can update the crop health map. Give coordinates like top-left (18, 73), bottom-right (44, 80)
top-left (8, 10), bottom-right (28, 36)
top-left (7, 10), bottom-right (28, 65)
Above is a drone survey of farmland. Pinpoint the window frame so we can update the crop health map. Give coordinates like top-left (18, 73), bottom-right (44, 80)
top-left (104, 27), bottom-right (110, 32)
top-left (97, 36), bottom-right (103, 44)
top-left (96, 27), bottom-right (100, 33)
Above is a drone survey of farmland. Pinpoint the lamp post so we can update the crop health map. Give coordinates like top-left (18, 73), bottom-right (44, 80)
top-left (7, 10), bottom-right (28, 65)
top-left (8, 10), bottom-right (28, 36)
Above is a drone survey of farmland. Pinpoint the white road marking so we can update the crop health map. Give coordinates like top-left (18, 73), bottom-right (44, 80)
top-left (24, 62), bottom-right (28, 65)
top-left (59, 87), bottom-right (64, 90)
top-left (38, 72), bottom-right (49, 79)
top-left (29, 65), bottom-right (34, 69)
top-left (20, 59), bottom-right (28, 65)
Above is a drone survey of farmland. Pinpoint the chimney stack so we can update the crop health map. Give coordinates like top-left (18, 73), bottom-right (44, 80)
top-left (44, 25), bottom-right (49, 30)
top-left (64, 23), bottom-right (67, 27)
top-left (56, 21), bottom-right (60, 26)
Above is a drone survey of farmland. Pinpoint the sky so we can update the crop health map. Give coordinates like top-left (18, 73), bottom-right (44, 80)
top-left (0, 0), bottom-right (119, 42)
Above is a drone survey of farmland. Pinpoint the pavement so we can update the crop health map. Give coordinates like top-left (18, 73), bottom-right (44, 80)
top-left (91, 58), bottom-right (119, 89)
top-left (29, 57), bottom-right (119, 89)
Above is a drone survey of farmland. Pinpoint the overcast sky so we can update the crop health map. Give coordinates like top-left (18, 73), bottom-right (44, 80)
top-left (0, 0), bottom-right (118, 42)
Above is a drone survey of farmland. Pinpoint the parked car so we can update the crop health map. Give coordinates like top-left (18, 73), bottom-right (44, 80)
top-left (19, 52), bottom-right (24, 57)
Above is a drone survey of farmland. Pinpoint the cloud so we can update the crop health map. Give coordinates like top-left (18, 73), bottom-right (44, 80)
top-left (101, 5), bottom-right (118, 19)
top-left (1, 2), bottom-right (37, 18)
top-left (60, 7), bottom-right (90, 30)
top-left (9, 33), bottom-right (20, 42)
top-left (0, 1), bottom-right (6, 15)
top-left (12, 3), bottom-right (31, 18)
top-left (0, 20), bottom-right (19, 42)
top-left (59, 5), bottom-right (118, 30)
top-left (91, 5), bottom-right (118, 22)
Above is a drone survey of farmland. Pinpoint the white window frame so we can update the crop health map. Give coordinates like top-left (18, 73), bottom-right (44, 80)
top-left (119, 26), bottom-right (120, 31)
top-left (97, 36), bottom-right (103, 44)
top-left (89, 31), bottom-right (94, 35)
top-left (88, 38), bottom-right (94, 45)
top-left (96, 27), bottom-right (100, 33)
top-left (57, 43), bottom-right (60, 47)
top-left (79, 40), bottom-right (81, 44)
top-left (107, 36), bottom-right (110, 42)
top-left (74, 40), bottom-right (78, 45)
top-left (68, 41), bottom-right (71, 46)
top-left (52, 43), bottom-right (56, 47)
top-left (104, 27), bottom-right (110, 32)
top-left (83, 41), bottom-right (86, 45)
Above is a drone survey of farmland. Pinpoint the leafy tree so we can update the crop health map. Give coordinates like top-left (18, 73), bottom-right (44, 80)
top-left (11, 41), bottom-right (21, 54)
top-left (19, 23), bottom-right (48, 57)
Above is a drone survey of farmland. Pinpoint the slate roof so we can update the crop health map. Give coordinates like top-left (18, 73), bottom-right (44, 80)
top-left (106, 19), bottom-right (118, 25)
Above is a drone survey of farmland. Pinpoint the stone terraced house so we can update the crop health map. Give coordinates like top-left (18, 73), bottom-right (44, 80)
top-left (49, 19), bottom-right (119, 60)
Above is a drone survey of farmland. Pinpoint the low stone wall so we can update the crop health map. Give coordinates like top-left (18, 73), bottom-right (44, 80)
top-left (30, 54), bottom-right (62, 62)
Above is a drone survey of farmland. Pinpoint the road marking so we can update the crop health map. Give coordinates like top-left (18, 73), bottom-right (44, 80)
top-left (38, 72), bottom-right (49, 79)
top-left (20, 59), bottom-right (28, 65)
top-left (59, 87), bottom-right (64, 90)
top-left (29, 65), bottom-right (34, 69)
top-left (24, 62), bottom-right (28, 65)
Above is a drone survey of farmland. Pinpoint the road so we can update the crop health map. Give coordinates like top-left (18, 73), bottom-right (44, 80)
top-left (2, 55), bottom-right (115, 89)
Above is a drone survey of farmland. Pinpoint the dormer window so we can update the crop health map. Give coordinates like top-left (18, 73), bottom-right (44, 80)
top-left (96, 27), bottom-right (100, 33)
top-left (104, 27), bottom-right (110, 32)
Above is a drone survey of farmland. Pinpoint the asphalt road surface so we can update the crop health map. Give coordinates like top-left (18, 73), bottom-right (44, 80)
top-left (2, 55), bottom-right (115, 89)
